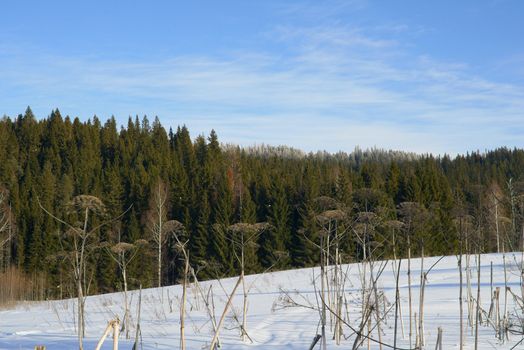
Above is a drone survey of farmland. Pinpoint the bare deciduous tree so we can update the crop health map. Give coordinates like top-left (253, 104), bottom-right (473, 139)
top-left (227, 222), bottom-right (267, 342)
top-left (164, 220), bottom-right (188, 350)
top-left (40, 195), bottom-right (127, 350)
top-left (0, 188), bottom-right (14, 255)
top-left (486, 182), bottom-right (505, 253)
top-left (146, 179), bottom-right (170, 288)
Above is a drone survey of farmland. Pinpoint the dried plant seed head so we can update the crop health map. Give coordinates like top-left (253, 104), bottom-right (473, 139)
top-left (312, 196), bottom-right (340, 212)
top-left (111, 242), bottom-right (135, 254)
top-left (164, 220), bottom-right (185, 234)
top-left (385, 220), bottom-right (404, 230)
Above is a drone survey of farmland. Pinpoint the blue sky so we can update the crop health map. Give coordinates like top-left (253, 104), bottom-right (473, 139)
top-left (1, 0), bottom-right (523, 155)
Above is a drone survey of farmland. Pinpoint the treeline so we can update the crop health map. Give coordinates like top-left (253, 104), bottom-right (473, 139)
top-left (0, 107), bottom-right (523, 298)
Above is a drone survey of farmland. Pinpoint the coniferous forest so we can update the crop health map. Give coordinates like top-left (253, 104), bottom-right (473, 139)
top-left (1, 107), bottom-right (524, 299)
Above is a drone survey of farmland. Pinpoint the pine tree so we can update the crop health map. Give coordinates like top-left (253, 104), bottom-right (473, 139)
top-left (254, 180), bottom-right (289, 268)
top-left (334, 169), bottom-right (352, 206)
top-left (3, 107), bottom-right (524, 295)
top-left (191, 193), bottom-right (210, 276)
top-left (240, 186), bottom-right (257, 224)
top-left (210, 177), bottom-right (234, 274)
top-left (386, 162), bottom-right (400, 199)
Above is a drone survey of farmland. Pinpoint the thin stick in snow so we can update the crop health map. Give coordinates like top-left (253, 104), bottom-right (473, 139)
top-left (394, 259), bottom-right (402, 350)
top-left (474, 250), bottom-right (481, 350)
top-left (132, 285), bottom-right (142, 350)
top-left (209, 275), bottom-right (243, 350)
top-left (434, 327), bottom-right (442, 350)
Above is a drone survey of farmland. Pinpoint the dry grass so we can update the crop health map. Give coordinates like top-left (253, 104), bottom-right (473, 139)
top-left (0, 266), bottom-right (47, 309)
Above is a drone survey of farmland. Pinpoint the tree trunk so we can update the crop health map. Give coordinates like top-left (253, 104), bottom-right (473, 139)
top-left (495, 200), bottom-right (500, 253)
top-left (158, 236), bottom-right (162, 288)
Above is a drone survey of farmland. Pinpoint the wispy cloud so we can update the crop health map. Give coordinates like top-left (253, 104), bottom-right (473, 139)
top-left (0, 19), bottom-right (523, 155)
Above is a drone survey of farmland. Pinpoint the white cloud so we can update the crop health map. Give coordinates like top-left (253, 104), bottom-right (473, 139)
top-left (0, 22), bottom-right (523, 156)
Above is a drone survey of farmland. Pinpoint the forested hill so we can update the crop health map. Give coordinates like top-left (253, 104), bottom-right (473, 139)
top-left (1, 107), bottom-right (523, 297)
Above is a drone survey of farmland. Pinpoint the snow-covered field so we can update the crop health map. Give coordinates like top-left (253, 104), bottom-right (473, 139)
top-left (1, 253), bottom-right (523, 349)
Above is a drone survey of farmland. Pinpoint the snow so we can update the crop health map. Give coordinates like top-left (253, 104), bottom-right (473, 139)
top-left (1, 253), bottom-right (523, 349)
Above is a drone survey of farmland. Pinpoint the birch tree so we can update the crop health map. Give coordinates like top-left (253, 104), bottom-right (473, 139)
top-left (486, 183), bottom-right (505, 253)
top-left (146, 179), bottom-right (170, 288)
top-left (0, 189), bottom-right (13, 252)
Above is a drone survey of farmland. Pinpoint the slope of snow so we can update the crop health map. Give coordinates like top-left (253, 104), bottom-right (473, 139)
top-left (1, 253), bottom-right (523, 349)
